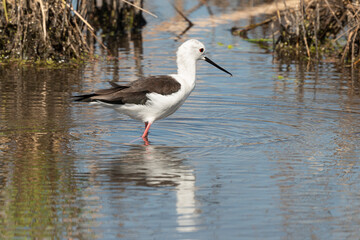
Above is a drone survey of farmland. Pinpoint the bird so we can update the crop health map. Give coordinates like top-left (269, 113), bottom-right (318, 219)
top-left (74, 39), bottom-right (232, 144)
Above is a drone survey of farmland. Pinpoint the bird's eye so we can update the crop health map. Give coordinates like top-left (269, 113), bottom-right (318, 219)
top-left (199, 48), bottom-right (204, 53)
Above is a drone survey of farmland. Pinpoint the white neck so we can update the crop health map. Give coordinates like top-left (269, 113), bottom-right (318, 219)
top-left (176, 55), bottom-right (197, 86)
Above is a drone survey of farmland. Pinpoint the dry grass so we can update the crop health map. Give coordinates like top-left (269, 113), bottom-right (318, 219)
top-left (0, 0), bottom-right (146, 62)
top-left (0, 0), bottom-right (90, 61)
top-left (232, 0), bottom-right (360, 65)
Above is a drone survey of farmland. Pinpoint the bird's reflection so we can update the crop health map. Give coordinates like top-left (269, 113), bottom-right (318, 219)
top-left (99, 144), bottom-right (200, 232)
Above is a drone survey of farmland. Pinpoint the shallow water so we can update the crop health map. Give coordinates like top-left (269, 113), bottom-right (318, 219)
top-left (1, 1), bottom-right (360, 239)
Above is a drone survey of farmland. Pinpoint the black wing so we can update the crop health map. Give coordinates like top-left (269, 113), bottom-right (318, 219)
top-left (74, 75), bottom-right (181, 105)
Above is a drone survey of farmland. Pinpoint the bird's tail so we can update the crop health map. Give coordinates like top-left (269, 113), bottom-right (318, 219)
top-left (73, 81), bottom-right (128, 102)
top-left (72, 93), bottom-right (97, 102)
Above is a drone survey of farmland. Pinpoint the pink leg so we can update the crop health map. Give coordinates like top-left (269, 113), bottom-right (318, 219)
top-left (142, 122), bottom-right (152, 139)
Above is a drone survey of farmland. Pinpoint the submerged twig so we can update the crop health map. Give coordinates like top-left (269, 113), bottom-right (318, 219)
top-left (120, 0), bottom-right (158, 18)
top-left (172, 3), bottom-right (193, 27)
top-left (63, 0), bottom-right (94, 31)
top-left (232, 16), bottom-right (275, 36)
top-left (171, 3), bottom-right (194, 39)
top-left (200, 0), bottom-right (213, 16)
top-left (90, 31), bottom-right (109, 53)
top-left (185, 1), bottom-right (203, 15)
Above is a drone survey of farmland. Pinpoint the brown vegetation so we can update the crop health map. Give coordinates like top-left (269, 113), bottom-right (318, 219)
top-left (0, 0), bottom-right (145, 62)
top-left (0, 0), bottom-right (88, 61)
top-left (232, 0), bottom-right (360, 65)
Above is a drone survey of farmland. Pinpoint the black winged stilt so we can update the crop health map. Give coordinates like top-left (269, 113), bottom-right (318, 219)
top-left (74, 39), bottom-right (232, 144)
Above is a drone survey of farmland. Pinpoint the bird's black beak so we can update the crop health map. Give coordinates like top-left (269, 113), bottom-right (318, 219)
top-left (203, 56), bottom-right (232, 76)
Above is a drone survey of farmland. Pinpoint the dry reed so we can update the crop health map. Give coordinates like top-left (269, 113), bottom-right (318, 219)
top-left (0, 0), bottom-right (146, 62)
top-left (232, 0), bottom-right (360, 65)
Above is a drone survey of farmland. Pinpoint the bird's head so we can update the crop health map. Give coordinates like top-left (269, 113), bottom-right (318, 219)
top-left (177, 39), bottom-right (232, 76)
